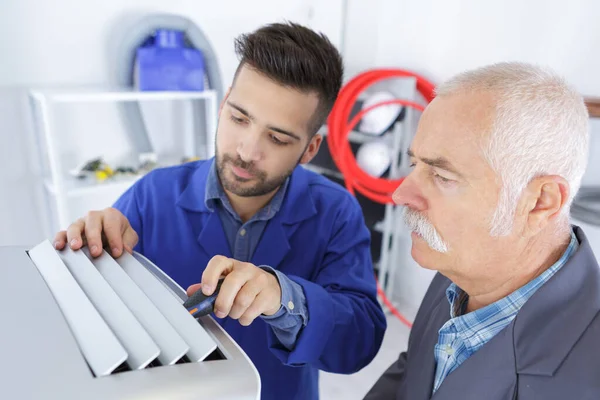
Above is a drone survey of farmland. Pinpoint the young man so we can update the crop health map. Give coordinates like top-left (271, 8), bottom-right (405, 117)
top-left (55, 22), bottom-right (386, 400)
top-left (365, 62), bottom-right (600, 399)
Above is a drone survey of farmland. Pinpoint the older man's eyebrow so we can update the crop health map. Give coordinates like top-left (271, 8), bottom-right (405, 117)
top-left (407, 149), bottom-right (464, 177)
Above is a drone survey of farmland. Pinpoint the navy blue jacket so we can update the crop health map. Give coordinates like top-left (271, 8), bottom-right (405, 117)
top-left (365, 226), bottom-right (600, 400)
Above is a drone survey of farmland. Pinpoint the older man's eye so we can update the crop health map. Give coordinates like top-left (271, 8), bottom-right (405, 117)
top-left (434, 173), bottom-right (453, 184)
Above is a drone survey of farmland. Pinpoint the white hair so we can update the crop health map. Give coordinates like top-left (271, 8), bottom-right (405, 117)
top-left (435, 62), bottom-right (590, 236)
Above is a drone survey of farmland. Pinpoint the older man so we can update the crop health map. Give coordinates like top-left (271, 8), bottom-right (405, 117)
top-left (365, 62), bottom-right (599, 399)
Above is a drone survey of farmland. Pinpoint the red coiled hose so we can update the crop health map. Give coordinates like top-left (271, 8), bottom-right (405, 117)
top-left (326, 68), bottom-right (436, 328)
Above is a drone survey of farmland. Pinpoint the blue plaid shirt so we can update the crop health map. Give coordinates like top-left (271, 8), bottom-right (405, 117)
top-left (432, 230), bottom-right (579, 394)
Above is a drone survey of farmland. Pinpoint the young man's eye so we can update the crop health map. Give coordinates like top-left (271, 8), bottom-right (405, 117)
top-left (270, 135), bottom-right (289, 146)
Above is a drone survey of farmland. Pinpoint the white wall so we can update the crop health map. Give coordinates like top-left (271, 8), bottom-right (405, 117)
top-left (0, 0), bottom-right (344, 246)
top-left (341, 0), bottom-right (600, 312)
top-left (343, 0), bottom-right (600, 96)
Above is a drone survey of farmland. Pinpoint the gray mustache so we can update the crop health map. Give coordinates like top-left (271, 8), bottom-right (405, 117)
top-left (402, 208), bottom-right (449, 253)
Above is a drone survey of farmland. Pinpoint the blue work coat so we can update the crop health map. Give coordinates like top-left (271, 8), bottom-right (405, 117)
top-left (113, 159), bottom-right (387, 400)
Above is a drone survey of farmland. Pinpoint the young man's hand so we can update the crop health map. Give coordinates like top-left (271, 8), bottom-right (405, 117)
top-left (186, 255), bottom-right (282, 326)
top-left (53, 207), bottom-right (138, 258)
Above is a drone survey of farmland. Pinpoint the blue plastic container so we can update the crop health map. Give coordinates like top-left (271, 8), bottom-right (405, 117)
top-left (135, 29), bottom-right (205, 91)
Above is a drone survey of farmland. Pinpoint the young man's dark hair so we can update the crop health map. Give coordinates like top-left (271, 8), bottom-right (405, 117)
top-left (233, 21), bottom-right (344, 135)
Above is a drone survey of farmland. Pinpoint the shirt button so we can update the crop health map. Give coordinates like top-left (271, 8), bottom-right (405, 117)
top-left (445, 344), bottom-right (455, 356)
top-left (287, 301), bottom-right (295, 310)
top-left (239, 229), bottom-right (246, 236)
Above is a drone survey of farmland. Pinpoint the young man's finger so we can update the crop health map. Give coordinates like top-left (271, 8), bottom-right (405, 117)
top-left (84, 212), bottom-right (104, 257)
top-left (122, 226), bottom-right (139, 254)
top-left (201, 256), bottom-right (235, 295)
top-left (228, 279), bottom-right (262, 320)
top-left (66, 219), bottom-right (86, 250)
top-left (53, 230), bottom-right (67, 250)
top-left (213, 268), bottom-right (255, 318)
top-left (186, 283), bottom-right (202, 297)
top-left (239, 291), bottom-right (272, 326)
top-left (103, 210), bottom-right (124, 257)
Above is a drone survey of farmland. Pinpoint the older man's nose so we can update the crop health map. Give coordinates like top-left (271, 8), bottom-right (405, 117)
top-left (392, 175), bottom-right (427, 211)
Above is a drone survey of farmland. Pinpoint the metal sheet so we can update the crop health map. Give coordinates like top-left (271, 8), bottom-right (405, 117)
top-left (132, 252), bottom-right (187, 302)
top-left (58, 247), bottom-right (160, 370)
top-left (116, 252), bottom-right (217, 362)
top-left (86, 249), bottom-right (190, 366)
top-left (27, 240), bottom-right (127, 377)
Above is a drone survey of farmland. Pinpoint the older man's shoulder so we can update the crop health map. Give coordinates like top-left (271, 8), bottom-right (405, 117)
top-left (517, 310), bottom-right (600, 398)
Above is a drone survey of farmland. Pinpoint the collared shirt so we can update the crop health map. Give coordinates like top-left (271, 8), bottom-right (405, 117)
top-left (204, 161), bottom-right (308, 349)
top-left (432, 230), bottom-right (579, 394)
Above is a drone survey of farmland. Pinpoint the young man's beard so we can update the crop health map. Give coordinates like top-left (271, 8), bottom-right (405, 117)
top-left (216, 151), bottom-right (296, 197)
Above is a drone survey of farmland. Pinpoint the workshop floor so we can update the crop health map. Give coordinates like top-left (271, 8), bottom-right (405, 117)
top-left (319, 313), bottom-right (411, 399)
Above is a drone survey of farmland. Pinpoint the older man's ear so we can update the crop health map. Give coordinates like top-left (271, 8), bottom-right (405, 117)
top-left (522, 175), bottom-right (570, 236)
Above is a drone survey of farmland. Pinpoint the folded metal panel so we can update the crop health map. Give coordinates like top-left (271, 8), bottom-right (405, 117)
top-left (28, 240), bottom-right (127, 377)
top-left (85, 249), bottom-right (190, 366)
top-left (59, 247), bottom-right (160, 370)
top-left (116, 252), bottom-right (218, 362)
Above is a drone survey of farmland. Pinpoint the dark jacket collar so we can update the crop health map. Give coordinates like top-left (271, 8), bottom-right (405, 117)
top-left (512, 225), bottom-right (600, 376)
